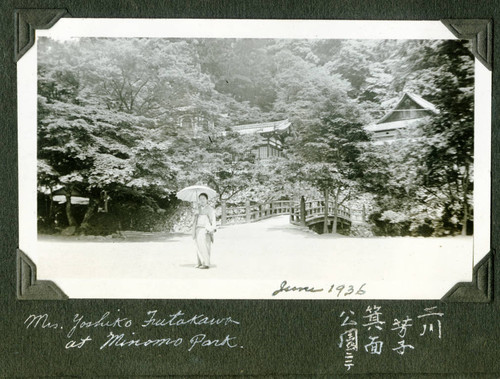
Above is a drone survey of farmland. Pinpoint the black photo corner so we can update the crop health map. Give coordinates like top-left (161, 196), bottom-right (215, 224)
top-left (1, 0), bottom-right (499, 377)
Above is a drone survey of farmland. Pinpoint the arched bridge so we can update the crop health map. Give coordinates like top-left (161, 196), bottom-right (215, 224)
top-left (220, 198), bottom-right (358, 232)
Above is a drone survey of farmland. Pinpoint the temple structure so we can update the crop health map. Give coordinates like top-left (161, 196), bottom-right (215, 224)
top-left (230, 119), bottom-right (291, 159)
top-left (364, 92), bottom-right (439, 142)
top-left (175, 106), bottom-right (215, 136)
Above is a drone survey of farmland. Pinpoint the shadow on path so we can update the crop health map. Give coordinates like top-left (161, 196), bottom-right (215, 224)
top-left (38, 232), bottom-right (190, 243)
top-left (179, 263), bottom-right (218, 269)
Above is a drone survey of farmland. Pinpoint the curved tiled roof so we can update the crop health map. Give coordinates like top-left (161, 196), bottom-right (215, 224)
top-left (230, 119), bottom-right (291, 135)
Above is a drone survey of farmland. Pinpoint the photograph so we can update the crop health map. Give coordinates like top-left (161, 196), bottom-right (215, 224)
top-left (3, 3), bottom-right (499, 377)
top-left (17, 19), bottom-right (490, 299)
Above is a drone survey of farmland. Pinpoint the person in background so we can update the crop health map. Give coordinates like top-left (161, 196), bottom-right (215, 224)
top-left (192, 193), bottom-right (216, 269)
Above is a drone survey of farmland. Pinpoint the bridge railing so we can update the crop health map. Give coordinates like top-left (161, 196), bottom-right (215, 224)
top-left (221, 200), bottom-right (293, 225)
top-left (221, 198), bottom-right (351, 226)
top-left (290, 200), bottom-right (351, 225)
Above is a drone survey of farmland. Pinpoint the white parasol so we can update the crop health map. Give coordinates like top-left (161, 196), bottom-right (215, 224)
top-left (176, 185), bottom-right (217, 202)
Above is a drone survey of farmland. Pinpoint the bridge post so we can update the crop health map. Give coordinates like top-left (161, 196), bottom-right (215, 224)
top-left (221, 200), bottom-right (227, 226)
top-left (245, 200), bottom-right (251, 223)
top-left (300, 196), bottom-right (306, 226)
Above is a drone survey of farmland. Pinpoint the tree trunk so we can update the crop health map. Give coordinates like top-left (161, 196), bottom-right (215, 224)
top-left (80, 198), bottom-right (99, 233)
top-left (65, 194), bottom-right (77, 227)
top-left (461, 200), bottom-right (468, 236)
top-left (461, 164), bottom-right (470, 236)
top-left (331, 188), bottom-right (339, 234)
top-left (221, 199), bottom-right (227, 225)
top-left (323, 189), bottom-right (329, 234)
top-left (48, 187), bottom-right (55, 223)
top-left (300, 196), bottom-right (306, 226)
top-left (245, 200), bottom-right (251, 223)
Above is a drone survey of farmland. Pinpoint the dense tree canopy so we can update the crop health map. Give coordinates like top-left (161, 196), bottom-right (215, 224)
top-left (357, 40), bottom-right (474, 236)
top-left (37, 37), bottom-right (474, 236)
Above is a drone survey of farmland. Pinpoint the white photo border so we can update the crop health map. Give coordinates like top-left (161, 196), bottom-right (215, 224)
top-left (18, 19), bottom-right (491, 299)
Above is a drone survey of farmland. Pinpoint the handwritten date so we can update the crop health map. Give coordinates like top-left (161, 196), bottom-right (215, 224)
top-left (272, 280), bottom-right (366, 297)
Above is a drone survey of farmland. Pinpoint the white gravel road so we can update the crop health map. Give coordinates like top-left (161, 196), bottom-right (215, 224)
top-left (35, 216), bottom-right (473, 299)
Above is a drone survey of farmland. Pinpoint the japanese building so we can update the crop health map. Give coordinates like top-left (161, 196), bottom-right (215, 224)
top-left (173, 107), bottom-right (291, 159)
top-left (230, 119), bottom-right (291, 159)
top-left (174, 106), bottom-right (215, 136)
top-left (364, 92), bottom-right (439, 142)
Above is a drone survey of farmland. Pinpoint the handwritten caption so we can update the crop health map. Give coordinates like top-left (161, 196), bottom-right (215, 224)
top-left (272, 280), bottom-right (367, 297)
top-left (23, 302), bottom-right (444, 370)
top-left (338, 305), bottom-right (444, 371)
top-left (24, 310), bottom-right (243, 351)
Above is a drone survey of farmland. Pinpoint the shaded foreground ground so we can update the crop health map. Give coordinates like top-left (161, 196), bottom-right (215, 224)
top-left (36, 216), bottom-right (473, 299)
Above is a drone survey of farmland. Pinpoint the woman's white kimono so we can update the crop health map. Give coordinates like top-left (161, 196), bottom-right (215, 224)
top-left (193, 206), bottom-right (216, 266)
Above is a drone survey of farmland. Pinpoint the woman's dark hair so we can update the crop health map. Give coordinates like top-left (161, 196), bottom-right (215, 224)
top-left (199, 193), bottom-right (208, 200)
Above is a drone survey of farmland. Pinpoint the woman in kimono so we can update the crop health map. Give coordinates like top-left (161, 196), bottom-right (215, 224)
top-left (192, 193), bottom-right (216, 269)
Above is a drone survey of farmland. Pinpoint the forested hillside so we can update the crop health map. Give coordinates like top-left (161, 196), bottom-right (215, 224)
top-left (37, 37), bottom-right (474, 236)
